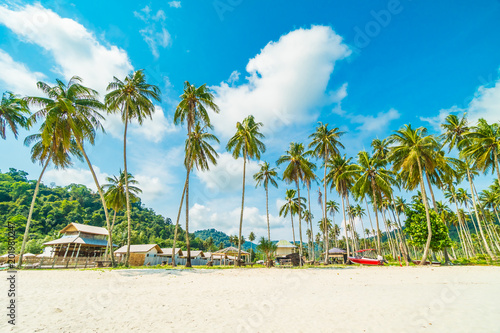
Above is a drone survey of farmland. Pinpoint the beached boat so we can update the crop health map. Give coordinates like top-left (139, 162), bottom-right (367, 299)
top-left (348, 249), bottom-right (384, 266)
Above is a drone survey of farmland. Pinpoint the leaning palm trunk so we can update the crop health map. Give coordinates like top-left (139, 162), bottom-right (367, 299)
top-left (416, 158), bottom-right (433, 265)
top-left (389, 196), bottom-right (411, 261)
top-left (296, 179), bottom-right (303, 266)
top-left (466, 168), bottom-right (496, 260)
top-left (171, 181), bottom-right (187, 267)
top-left (18, 156), bottom-right (51, 268)
top-left (123, 112), bottom-right (132, 267)
top-left (365, 198), bottom-right (375, 241)
top-left (77, 140), bottom-right (115, 266)
top-left (185, 167), bottom-right (192, 267)
top-left (290, 213), bottom-right (296, 248)
top-left (236, 155), bottom-right (247, 266)
top-left (341, 194), bottom-right (350, 258)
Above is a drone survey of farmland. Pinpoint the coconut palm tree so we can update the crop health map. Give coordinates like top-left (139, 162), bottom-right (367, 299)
top-left (309, 123), bottom-right (345, 262)
top-left (326, 200), bottom-right (340, 250)
top-left (303, 210), bottom-right (314, 258)
top-left (254, 162), bottom-right (279, 241)
top-left (183, 123), bottom-right (219, 266)
top-left (326, 155), bottom-right (356, 257)
top-left (371, 138), bottom-right (390, 160)
top-left (23, 77), bottom-right (114, 264)
top-left (463, 118), bottom-right (500, 184)
top-left (303, 169), bottom-right (318, 260)
top-left (171, 82), bottom-right (219, 267)
top-left (227, 115), bottom-right (265, 266)
top-left (0, 92), bottom-right (30, 139)
top-left (277, 142), bottom-right (315, 264)
top-left (105, 70), bottom-right (161, 266)
top-left (279, 189), bottom-right (306, 247)
top-left (388, 124), bottom-right (438, 264)
top-left (103, 170), bottom-right (142, 258)
top-left (18, 119), bottom-right (82, 267)
top-left (351, 151), bottom-right (396, 254)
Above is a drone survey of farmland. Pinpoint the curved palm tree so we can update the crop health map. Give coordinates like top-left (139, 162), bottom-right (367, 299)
top-left (254, 162), bottom-right (279, 241)
top-left (303, 168), bottom-right (318, 260)
top-left (105, 70), bottom-right (160, 266)
top-left (0, 92), bottom-right (30, 139)
top-left (309, 123), bottom-right (345, 261)
top-left (279, 189), bottom-right (306, 247)
top-left (463, 118), bottom-right (500, 184)
top-left (388, 124), bottom-right (437, 264)
top-left (23, 77), bottom-right (115, 264)
top-left (18, 119), bottom-right (82, 267)
top-left (182, 123), bottom-right (219, 266)
top-left (351, 151), bottom-right (396, 254)
top-left (227, 115), bottom-right (265, 266)
top-left (277, 142), bottom-right (315, 264)
top-left (103, 170), bottom-right (142, 258)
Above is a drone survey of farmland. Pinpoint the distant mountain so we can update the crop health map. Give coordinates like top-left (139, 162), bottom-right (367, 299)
top-left (194, 228), bottom-right (258, 251)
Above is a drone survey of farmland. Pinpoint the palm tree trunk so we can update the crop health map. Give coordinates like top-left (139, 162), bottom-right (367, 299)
top-left (323, 155), bottom-right (329, 263)
top-left (296, 179), bottom-right (303, 266)
top-left (389, 196), bottom-right (411, 261)
top-left (307, 183), bottom-right (315, 261)
top-left (365, 198), bottom-right (375, 245)
top-left (185, 166), bottom-right (192, 267)
top-left (416, 157), bottom-right (433, 265)
top-left (237, 155), bottom-right (246, 266)
top-left (77, 140), bottom-right (115, 266)
top-left (171, 180), bottom-right (187, 267)
top-left (494, 152), bottom-right (500, 185)
top-left (123, 112), bottom-right (132, 267)
top-left (466, 167), bottom-right (496, 259)
top-left (290, 212), bottom-right (296, 248)
top-left (370, 179), bottom-right (382, 254)
top-left (266, 186), bottom-right (270, 241)
top-left (18, 156), bottom-right (51, 268)
top-left (341, 194), bottom-right (350, 258)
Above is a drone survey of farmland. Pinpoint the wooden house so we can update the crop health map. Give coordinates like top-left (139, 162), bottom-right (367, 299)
top-left (43, 223), bottom-right (112, 259)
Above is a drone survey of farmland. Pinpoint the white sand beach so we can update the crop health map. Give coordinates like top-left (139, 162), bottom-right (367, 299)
top-left (2, 266), bottom-right (499, 333)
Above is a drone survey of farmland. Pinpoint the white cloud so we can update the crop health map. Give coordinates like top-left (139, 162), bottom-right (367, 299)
top-left (421, 72), bottom-right (500, 131)
top-left (0, 49), bottom-right (45, 95)
top-left (134, 6), bottom-right (171, 58)
top-left (195, 152), bottom-right (261, 193)
top-left (189, 203), bottom-right (288, 239)
top-left (227, 70), bottom-right (240, 85)
top-left (130, 106), bottom-right (178, 143)
top-left (210, 25), bottom-right (351, 138)
top-left (44, 165), bottom-right (109, 192)
top-left (420, 107), bottom-right (460, 132)
top-left (168, 1), bottom-right (182, 8)
top-left (466, 78), bottom-right (500, 124)
top-left (0, 3), bottom-right (133, 95)
top-left (350, 108), bottom-right (400, 133)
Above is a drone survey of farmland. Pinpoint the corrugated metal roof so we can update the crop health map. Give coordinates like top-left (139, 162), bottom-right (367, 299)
top-left (276, 240), bottom-right (296, 248)
top-left (181, 250), bottom-right (204, 258)
top-left (114, 244), bottom-right (161, 254)
top-left (214, 246), bottom-right (250, 255)
top-left (43, 237), bottom-right (113, 247)
top-left (60, 223), bottom-right (109, 236)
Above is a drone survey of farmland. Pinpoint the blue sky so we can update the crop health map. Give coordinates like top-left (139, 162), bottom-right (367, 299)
top-left (1, 1), bottom-right (500, 240)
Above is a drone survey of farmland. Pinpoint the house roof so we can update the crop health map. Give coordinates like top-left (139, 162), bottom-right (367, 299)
top-left (44, 236), bottom-right (112, 247)
top-left (114, 244), bottom-right (162, 254)
top-left (60, 223), bottom-right (109, 236)
top-left (158, 248), bottom-right (183, 256)
top-left (276, 240), bottom-right (296, 248)
top-left (323, 247), bottom-right (347, 255)
top-left (214, 246), bottom-right (250, 255)
top-left (181, 250), bottom-right (204, 258)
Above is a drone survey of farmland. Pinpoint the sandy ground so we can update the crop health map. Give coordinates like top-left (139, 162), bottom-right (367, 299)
top-left (1, 266), bottom-right (499, 333)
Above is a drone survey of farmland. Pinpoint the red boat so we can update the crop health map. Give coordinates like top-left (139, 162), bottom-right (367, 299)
top-left (348, 249), bottom-right (385, 266)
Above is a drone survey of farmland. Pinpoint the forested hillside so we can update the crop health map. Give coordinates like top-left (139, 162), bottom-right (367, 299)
top-left (0, 168), bottom-right (219, 254)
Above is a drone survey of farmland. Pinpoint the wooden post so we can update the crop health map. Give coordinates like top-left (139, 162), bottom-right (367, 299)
top-left (39, 258), bottom-right (44, 269)
top-left (84, 256), bottom-right (89, 269)
top-left (62, 244), bottom-right (70, 260)
top-left (52, 245), bottom-right (59, 269)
